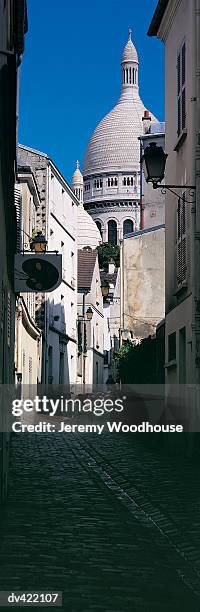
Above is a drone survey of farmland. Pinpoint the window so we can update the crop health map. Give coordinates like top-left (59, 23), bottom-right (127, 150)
top-left (29, 357), bottom-right (32, 386)
top-left (177, 194), bottom-right (187, 286)
top-left (14, 186), bottom-right (22, 252)
top-left (71, 251), bottom-right (75, 282)
top-left (84, 183), bottom-right (90, 191)
top-left (168, 332), bottom-right (176, 362)
top-left (59, 352), bottom-right (64, 384)
top-left (107, 177), bottom-right (118, 187)
top-left (123, 176), bottom-right (134, 187)
top-left (179, 327), bottom-right (186, 383)
top-left (123, 219), bottom-right (134, 236)
top-left (177, 41), bottom-right (186, 137)
top-left (94, 179), bottom-right (102, 189)
top-left (7, 292), bottom-right (11, 347)
top-left (104, 351), bottom-right (109, 365)
top-left (96, 361), bottom-right (99, 384)
top-left (108, 220), bottom-right (117, 245)
top-left (96, 221), bottom-right (102, 236)
top-left (48, 346), bottom-right (53, 383)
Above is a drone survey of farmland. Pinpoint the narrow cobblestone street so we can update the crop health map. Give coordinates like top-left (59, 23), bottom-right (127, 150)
top-left (0, 433), bottom-right (200, 611)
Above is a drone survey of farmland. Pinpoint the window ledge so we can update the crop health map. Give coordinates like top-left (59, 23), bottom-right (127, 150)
top-left (174, 129), bottom-right (187, 151)
top-left (165, 360), bottom-right (177, 369)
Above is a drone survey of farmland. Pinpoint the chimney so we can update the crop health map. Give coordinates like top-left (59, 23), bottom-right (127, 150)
top-left (142, 110), bottom-right (152, 134)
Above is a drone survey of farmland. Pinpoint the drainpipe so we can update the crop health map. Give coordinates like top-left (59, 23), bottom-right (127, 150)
top-left (140, 138), bottom-right (145, 230)
top-left (119, 239), bottom-right (124, 347)
top-left (82, 293), bottom-right (86, 384)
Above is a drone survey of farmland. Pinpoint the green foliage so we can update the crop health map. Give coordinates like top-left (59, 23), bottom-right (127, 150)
top-left (97, 243), bottom-right (120, 270)
top-left (114, 337), bottom-right (157, 384)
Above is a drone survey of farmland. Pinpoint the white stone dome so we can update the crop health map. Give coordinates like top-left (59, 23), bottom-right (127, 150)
top-left (83, 97), bottom-right (152, 175)
top-left (83, 30), bottom-right (157, 177)
top-left (72, 160), bottom-right (83, 187)
top-left (78, 203), bottom-right (101, 250)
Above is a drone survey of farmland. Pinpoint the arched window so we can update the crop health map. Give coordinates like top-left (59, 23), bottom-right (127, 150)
top-left (96, 221), bottom-right (102, 237)
top-left (108, 220), bottom-right (117, 245)
top-left (123, 219), bottom-right (134, 236)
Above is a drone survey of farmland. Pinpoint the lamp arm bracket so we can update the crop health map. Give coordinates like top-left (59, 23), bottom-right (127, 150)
top-left (154, 184), bottom-right (196, 204)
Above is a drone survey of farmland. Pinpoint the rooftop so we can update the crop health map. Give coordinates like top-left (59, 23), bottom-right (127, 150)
top-left (147, 0), bottom-right (169, 37)
top-left (78, 250), bottom-right (97, 292)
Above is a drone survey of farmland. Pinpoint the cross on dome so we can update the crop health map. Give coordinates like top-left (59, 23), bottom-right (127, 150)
top-left (76, 160), bottom-right (79, 169)
top-left (128, 27), bottom-right (132, 40)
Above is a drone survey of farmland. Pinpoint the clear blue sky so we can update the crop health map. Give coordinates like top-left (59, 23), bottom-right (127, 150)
top-left (19, 0), bottom-right (164, 183)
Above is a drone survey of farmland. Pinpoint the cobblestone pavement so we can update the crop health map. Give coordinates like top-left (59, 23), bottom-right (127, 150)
top-left (0, 433), bottom-right (200, 612)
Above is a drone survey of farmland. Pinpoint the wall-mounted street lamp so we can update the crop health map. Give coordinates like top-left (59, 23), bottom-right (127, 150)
top-left (101, 280), bottom-right (110, 299)
top-left (86, 306), bottom-right (93, 321)
top-left (30, 231), bottom-right (47, 253)
top-left (141, 142), bottom-right (196, 203)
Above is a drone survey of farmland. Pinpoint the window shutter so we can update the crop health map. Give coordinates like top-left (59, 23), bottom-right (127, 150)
top-left (182, 43), bottom-right (186, 86)
top-left (177, 53), bottom-right (181, 95)
top-left (182, 88), bottom-right (186, 131)
top-left (182, 236), bottom-right (187, 282)
top-left (186, 202), bottom-right (191, 282)
top-left (178, 99), bottom-right (181, 136)
top-left (7, 292), bottom-right (11, 347)
top-left (14, 186), bottom-right (22, 252)
top-left (177, 200), bottom-right (181, 238)
top-left (29, 357), bottom-right (32, 385)
top-left (177, 42), bottom-right (186, 136)
top-left (177, 194), bottom-right (187, 286)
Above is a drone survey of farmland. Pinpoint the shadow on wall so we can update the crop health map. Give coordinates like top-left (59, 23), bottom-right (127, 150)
top-left (36, 298), bottom-right (70, 385)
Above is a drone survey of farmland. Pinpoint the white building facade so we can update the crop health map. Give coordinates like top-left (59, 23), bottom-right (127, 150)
top-left (77, 250), bottom-right (104, 386)
top-left (15, 168), bottom-right (42, 389)
top-left (18, 145), bottom-right (79, 385)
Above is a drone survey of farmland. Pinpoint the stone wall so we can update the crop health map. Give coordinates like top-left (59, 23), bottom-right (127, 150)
top-left (123, 226), bottom-right (165, 342)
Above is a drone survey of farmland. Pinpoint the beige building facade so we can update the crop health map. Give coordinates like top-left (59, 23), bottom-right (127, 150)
top-left (148, 0), bottom-right (200, 385)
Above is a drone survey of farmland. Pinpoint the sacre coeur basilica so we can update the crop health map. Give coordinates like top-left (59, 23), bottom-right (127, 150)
top-left (72, 28), bottom-right (157, 246)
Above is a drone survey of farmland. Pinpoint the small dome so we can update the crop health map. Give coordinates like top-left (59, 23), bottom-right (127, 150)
top-left (78, 204), bottom-right (101, 250)
top-left (72, 160), bottom-right (83, 186)
top-left (121, 28), bottom-right (138, 64)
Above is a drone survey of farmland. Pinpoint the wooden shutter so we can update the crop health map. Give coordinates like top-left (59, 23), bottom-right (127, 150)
top-left (177, 42), bottom-right (186, 136)
top-left (177, 194), bottom-right (187, 286)
top-left (182, 88), bottom-right (186, 131)
top-left (14, 186), bottom-right (22, 252)
top-left (7, 292), bottom-right (11, 348)
top-left (177, 53), bottom-right (181, 136)
top-left (182, 42), bottom-right (186, 86)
